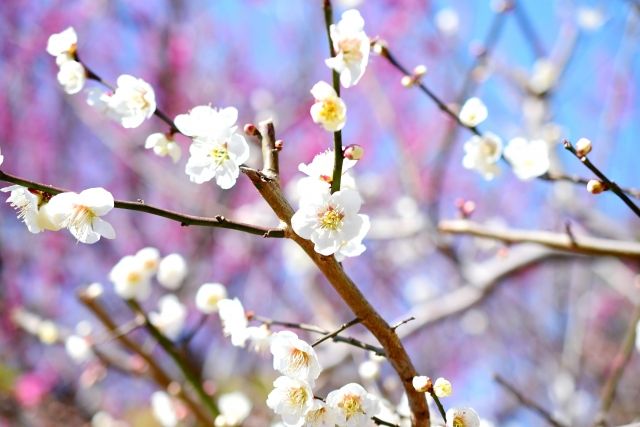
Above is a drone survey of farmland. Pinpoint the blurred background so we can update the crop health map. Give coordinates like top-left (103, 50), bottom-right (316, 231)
top-left (1, 0), bottom-right (639, 425)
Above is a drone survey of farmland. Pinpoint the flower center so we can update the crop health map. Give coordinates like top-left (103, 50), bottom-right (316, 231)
top-left (339, 38), bottom-right (363, 63)
top-left (481, 139), bottom-right (498, 158)
top-left (126, 271), bottom-right (143, 285)
top-left (319, 207), bottom-right (344, 230)
top-left (289, 348), bottom-right (311, 371)
top-left (287, 386), bottom-right (309, 407)
top-left (453, 415), bottom-right (465, 427)
top-left (306, 407), bottom-right (326, 421)
top-left (319, 99), bottom-right (343, 124)
top-left (340, 394), bottom-right (363, 419)
top-left (67, 205), bottom-right (96, 241)
top-left (210, 144), bottom-right (230, 166)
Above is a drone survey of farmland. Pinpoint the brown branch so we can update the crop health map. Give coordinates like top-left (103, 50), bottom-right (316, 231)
top-left (0, 169), bottom-right (285, 238)
top-left (540, 172), bottom-right (640, 199)
top-left (494, 374), bottom-right (567, 427)
top-left (258, 119), bottom-right (279, 181)
top-left (438, 219), bottom-right (640, 259)
top-left (76, 288), bottom-right (212, 425)
top-left (563, 139), bottom-right (640, 218)
top-left (242, 165), bottom-right (429, 426)
top-left (594, 304), bottom-right (640, 427)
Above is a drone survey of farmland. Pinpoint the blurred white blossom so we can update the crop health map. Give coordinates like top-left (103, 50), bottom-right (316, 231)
top-left (577, 7), bottom-right (605, 31)
top-left (149, 295), bottom-right (187, 340)
top-left (135, 247), bottom-right (161, 277)
top-left (435, 8), bottom-right (459, 36)
top-left (462, 133), bottom-right (502, 180)
top-left (46, 27), bottom-right (77, 63)
top-left (504, 137), bottom-right (550, 180)
top-left (145, 133), bottom-right (181, 163)
top-left (216, 391), bottom-right (252, 426)
top-left (151, 391), bottom-right (179, 427)
top-left (65, 335), bottom-right (92, 364)
top-left (56, 60), bottom-right (86, 94)
top-left (528, 59), bottom-right (558, 95)
top-left (157, 253), bottom-right (188, 290)
top-left (195, 283), bottom-right (228, 314)
top-left (218, 298), bottom-right (249, 347)
top-left (109, 255), bottom-right (152, 301)
top-left (326, 9), bottom-right (370, 88)
top-left (459, 98), bottom-right (488, 127)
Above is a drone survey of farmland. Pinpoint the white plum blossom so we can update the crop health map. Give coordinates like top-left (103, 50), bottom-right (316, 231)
top-left (291, 188), bottom-right (369, 257)
top-left (56, 60), bottom-right (86, 94)
top-left (435, 8), bottom-right (460, 36)
top-left (266, 376), bottom-right (314, 426)
top-left (216, 391), bottom-right (252, 426)
top-left (303, 400), bottom-right (341, 427)
top-left (109, 255), bottom-right (152, 301)
top-left (157, 253), bottom-right (188, 290)
top-left (310, 81), bottom-right (347, 132)
top-left (296, 150), bottom-right (357, 199)
top-left (149, 295), bottom-right (187, 340)
top-left (270, 331), bottom-right (322, 385)
top-left (195, 282), bottom-right (228, 314)
top-left (459, 97), bottom-right (488, 127)
top-left (2, 186), bottom-right (60, 233)
top-left (246, 324), bottom-right (272, 354)
top-left (175, 106), bottom-right (250, 188)
top-left (528, 59), bottom-right (558, 95)
top-left (462, 133), bottom-right (503, 180)
top-left (335, 214), bottom-right (369, 262)
top-left (46, 27), bottom-right (77, 63)
top-left (412, 376), bottom-right (431, 393)
top-left (218, 298), bottom-right (249, 347)
top-left (326, 383), bottom-right (379, 427)
top-left (503, 137), bottom-right (550, 180)
top-left (434, 377), bottom-right (452, 397)
top-left (107, 75), bottom-right (157, 128)
top-left (151, 391), bottom-right (179, 427)
top-left (47, 187), bottom-right (116, 244)
top-left (446, 407), bottom-right (481, 427)
top-left (145, 132), bottom-right (181, 163)
top-left (325, 9), bottom-right (370, 88)
top-left (65, 335), bottom-right (92, 364)
top-left (135, 247), bottom-right (161, 277)
top-left (358, 360), bottom-right (380, 381)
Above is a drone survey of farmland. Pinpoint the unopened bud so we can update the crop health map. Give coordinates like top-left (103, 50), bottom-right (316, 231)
top-left (575, 138), bottom-right (592, 157)
top-left (344, 144), bottom-right (364, 160)
top-left (243, 123), bottom-right (258, 136)
top-left (412, 375), bottom-right (432, 393)
top-left (401, 75), bottom-right (414, 88)
top-left (587, 179), bottom-right (606, 194)
top-left (413, 64), bottom-right (428, 77)
top-left (372, 40), bottom-right (386, 55)
top-left (275, 139), bottom-right (284, 151)
top-left (433, 377), bottom-right (453, 397)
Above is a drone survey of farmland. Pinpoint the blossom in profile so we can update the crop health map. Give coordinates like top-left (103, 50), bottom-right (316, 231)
top-left (149, 295), bottom-right (187, 340)
top-left (434, 377), bottom-right (452, 397)
top-left (270, 331), bottom-right (322, 385)
top-left (459, 98), bottom-right (488, 127)
top-left (310, 81), bottom-right (347, 132)
top-left (47, 187), bottom-right (116, 244)
top-left (326, 383), bottom-right (379, 426)
top-left (175, 106), bottom-right (250, 189)
top-left (109, 255), bottom-right (152, 301)
top-left (462, 133), bottom-right (503, 180)
top-left (46, 27), bottom-right (77, 63)
top-left (56, 60), bottom-right (86, 94)
top-left (325, 9), bottom-right (370, 88)
top-left (446, 407), bottom-right (481, 427)
top-left (218, 298), bottom-right (249, 347)
top-left (157, 253), bottom-right (187, 290)
top-left (2, 186), bottom-right (60, 234)
top-left (107, 75), bottom-right (156, 128)
top-left (145, 133), bottom-right (181, 163)
top-left (296, 149), bottom-right (357, 199)
top-left (266, 376), bottom-right (314, 426)
top-left (503, 137), bottom-right (550, 180)
top-left (195, 282), bottom-right (228, 314)
top-left (291, 188), bottom-right (368, 257)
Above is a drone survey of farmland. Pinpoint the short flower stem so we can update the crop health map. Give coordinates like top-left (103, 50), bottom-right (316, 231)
top-left (322, 0), bottom-right (344, 193)
top-left (126, 299), bottom-right (219, 420)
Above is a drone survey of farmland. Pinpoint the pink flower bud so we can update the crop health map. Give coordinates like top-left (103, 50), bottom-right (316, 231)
top-left (344, 144), bottom-right (364, 160)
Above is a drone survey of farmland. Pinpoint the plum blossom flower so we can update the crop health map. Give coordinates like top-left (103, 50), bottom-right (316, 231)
top-left (326, 383), bottom-right (379, 426)
top-left (459, 97), bottom-right (488, 127)
top-left (2, 186), bottom-right (60, 234)
top-left (334, 214), bottom-right (369, 262)
top-left (434, 377), bottom-right (452, 397)
top-left (528, 59), bottom-right (558, 95)
top-left (215, 391), bottom-right (252, 426)
top-left (266, 376), bottom-right (314, 426)
top-left (109, 255), bottom-right (152, 301)
top-left (325, 9), bottom-right (370, 88)
top-left (195, 282), bottom-right (228, 314)
top-left (246, 324), bottom-right (272, 354)
top-left (107, 75), bottom-right (156, 128)
top-left (151, 391), bottom-right (179, 427)
top-left (310, 81), bottom-right (347, 132)
top-left (47, 187), bottom-right (116, 244)
top-left (412, 376), bottom-right (432, 393)
top-left (296, 150), bottom-right (357, 199)
top-left (291, 188), bottom-right (368, 257)
top-left (270, 331), bottom-right (322, 386)
top-left (446, 407), bottom-right (480, 427)
top-left (145, 133), bottom-right (181, 163)
top-left (218, 298), bottom-right (249, 347)
top-left (157, 253), bottom-right (187, 290)
top-left (149, 295), bottom-right (187, 340)
top-left (303, 400), bottom-right (341, 427)
top-left (65, 335), bottom-right (92, 364)
top-left (57, 60), bottom-right (86, 94)
top-left (175, 106), bottom-right (250, 188)
top-left (46, 27), bottom-right (77, 63)
top-left (462, 133), bottom-right (503, 180)
top-left (135, 247), bottom-right (161, 277)
top-left (503, 137), bottom-right (550, 180)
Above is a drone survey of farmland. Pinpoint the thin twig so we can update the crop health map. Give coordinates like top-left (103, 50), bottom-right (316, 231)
top-left (439, 219), bottom-right (640, 259)
top-left (391, 316), bottom-right (415, 331)
top-left (563, 140), bottom-right (640, 218)
top-left (0, 169), bottom-right (285, 238)
top-left (372, 416), bottom-right (400, 426)
top-left (512, 0), bottom-right (546, 58)
top-left (312, 318), bottom-right (361, 347)
top-left (494, 374), bottom-right (567, 427)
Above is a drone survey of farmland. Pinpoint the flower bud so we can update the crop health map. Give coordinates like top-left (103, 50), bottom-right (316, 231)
top-left (243, 123), bottom-right (257, 136)
top-left (413, 64), bottom-right (428, 77)
top-left (344, 144), bottom-right (364, 160)
top-left (412, 375), bottom-right (432, 393)
top-left (587, 179), bottom-right (606, 194)
top-left (372, 40), bottom-right (386, 55)
top-left (401, 75), bottom-right (414, 88)
top-left (575, 138), bottom-right (592, 157)
top-left (275, 139), bottom-right (284, 151)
